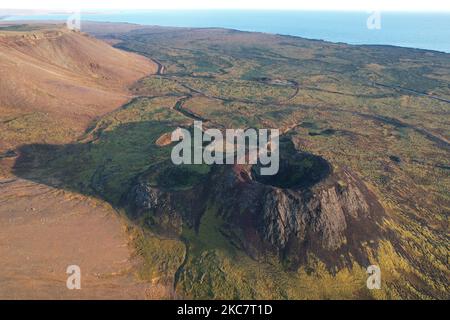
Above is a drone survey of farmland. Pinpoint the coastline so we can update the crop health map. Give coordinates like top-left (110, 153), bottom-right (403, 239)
top-left (2, 18), bottom-right (450, 54)
top-left (2, 10), bottom-right (450, 53)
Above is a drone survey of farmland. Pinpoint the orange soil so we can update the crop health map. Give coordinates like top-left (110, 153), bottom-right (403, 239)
top-left (0, 178), bottom-right (173, 299)
top-left (0, 26), bottom-right (168, 299)
top-left (0, 26), bottom-right (157, 151)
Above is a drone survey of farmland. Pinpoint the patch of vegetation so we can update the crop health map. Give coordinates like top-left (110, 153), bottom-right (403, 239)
top-left (133, 228), bottom-right (185, 284)
top-left (253, 139), bottom-right (331, 189)
top-left (151, 164), bottom-right (211, 191)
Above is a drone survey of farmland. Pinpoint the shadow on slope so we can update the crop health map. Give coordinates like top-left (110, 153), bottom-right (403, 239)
top-left (12, 120), bottom-right (175, 207)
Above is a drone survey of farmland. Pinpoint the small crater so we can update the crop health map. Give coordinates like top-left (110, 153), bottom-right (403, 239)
top-left (146, 163), bottom-right (211, 191)
top-left (251, 138), bottom-right (331, 189)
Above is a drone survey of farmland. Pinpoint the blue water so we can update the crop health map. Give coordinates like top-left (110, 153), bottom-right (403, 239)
top-left (4, 10), bottom-right (450, 53)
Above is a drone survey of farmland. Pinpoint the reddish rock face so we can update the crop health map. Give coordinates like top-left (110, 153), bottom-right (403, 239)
top-left (210, 162), bottom-right (385, 268)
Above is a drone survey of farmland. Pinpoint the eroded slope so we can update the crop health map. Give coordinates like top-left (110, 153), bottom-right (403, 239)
top-left (0, 25), bottom-right (157, 152)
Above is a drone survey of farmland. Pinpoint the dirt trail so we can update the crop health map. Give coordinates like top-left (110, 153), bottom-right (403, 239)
top-left (173, 95), bottom-right (209, 122)
top-left (373, 82), bottom-right (450, 104)
top-left (152, 58), bottom-right (166, 75)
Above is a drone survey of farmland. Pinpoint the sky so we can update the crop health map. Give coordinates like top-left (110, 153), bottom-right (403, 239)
top-left (1, 0), bottom-right (450, 12)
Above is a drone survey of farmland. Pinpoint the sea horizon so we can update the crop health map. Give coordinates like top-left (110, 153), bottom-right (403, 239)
top-left (2, 10), bottom-right (450, 53)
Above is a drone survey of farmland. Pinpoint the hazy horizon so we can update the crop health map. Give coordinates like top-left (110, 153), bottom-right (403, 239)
top-left (4, 10), bottom-right (450, 53)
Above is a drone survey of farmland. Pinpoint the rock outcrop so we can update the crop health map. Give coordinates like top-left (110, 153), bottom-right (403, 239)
top-left (210, 163), bottom-right (385, 266)
top-left (127, 149), bottom-right (385, 268)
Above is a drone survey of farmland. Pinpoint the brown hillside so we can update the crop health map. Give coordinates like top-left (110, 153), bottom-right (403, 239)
top-left (0, 26), bottom-right (157, 152)
top-left (0, 26), bottom-right (168, 299)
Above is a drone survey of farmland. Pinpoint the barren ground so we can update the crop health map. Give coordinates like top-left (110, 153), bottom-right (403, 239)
top-left (0, 175), bottom-right (175, 299)
top-left (0, 25), bottom-right (167, 299)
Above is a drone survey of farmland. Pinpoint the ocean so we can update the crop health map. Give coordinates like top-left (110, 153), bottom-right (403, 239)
top-left (4, 10), bottom-right (450, 53)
